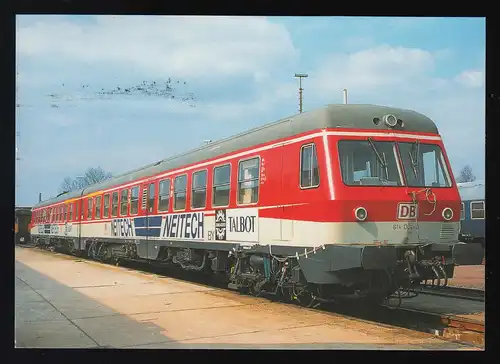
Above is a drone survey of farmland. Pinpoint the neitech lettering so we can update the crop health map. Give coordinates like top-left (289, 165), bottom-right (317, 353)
top-left (111, 218), bottom-right (134, 237)
top-left (228, 216), bottom-right (256, 233)
top-left (163, 212), bottom-right (204, 240)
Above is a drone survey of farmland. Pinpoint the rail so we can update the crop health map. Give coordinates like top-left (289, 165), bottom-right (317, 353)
top-left (415, 285), bottom-right (485, 302)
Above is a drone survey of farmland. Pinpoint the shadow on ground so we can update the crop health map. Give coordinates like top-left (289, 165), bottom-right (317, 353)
top-left (15, 260), bottom-right (178, 348)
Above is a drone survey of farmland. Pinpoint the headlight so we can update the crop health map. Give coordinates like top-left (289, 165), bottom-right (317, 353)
top-left (383, 114), bottom-right (398, 127)
top-left (442, 207), bottom-right (453, 221)
top-left (354, 207), bottom-right (368, 222)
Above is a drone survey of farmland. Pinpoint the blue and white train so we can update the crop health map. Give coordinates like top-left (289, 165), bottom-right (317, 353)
top-left (458, 180), bottom-right (485, 249)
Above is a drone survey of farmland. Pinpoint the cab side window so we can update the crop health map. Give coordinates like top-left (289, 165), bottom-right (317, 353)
top-left (300, 143), bottom-right (320, 188)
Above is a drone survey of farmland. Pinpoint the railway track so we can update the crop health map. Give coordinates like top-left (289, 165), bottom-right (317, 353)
top-left (415, 285), bottom-right (485, 302)
top-left (16, 243), bottom-right (485, 348)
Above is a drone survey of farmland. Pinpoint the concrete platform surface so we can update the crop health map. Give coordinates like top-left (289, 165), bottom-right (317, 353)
top-left (15, 247), bottom-right (478, 350)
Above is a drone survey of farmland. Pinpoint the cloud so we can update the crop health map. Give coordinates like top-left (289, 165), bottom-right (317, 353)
top-left (454, 69), bottom-right (484, 88)
top-left (16, 15), bottom-right (298, 81)
top-left (310, 45), bottom-right (438, 95)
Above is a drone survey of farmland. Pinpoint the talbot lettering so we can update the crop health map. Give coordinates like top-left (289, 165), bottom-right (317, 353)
top-left (228, 216), bottom-right (256, 233)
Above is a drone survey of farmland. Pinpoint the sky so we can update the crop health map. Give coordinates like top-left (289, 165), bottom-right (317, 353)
top-left (15, 15), bottom-right (485, 206)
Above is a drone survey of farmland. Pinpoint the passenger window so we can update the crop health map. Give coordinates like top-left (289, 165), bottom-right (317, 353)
top-left (460, 202), bottom-right (465, 220)
top-left (174, 175), bottom-right (187, 210)
top-left (87, 198), bottom-right (93, 220)
top-left (300, 143), bottom-right (320, 188)
top-left (75, 203), bottom-right (79, 221)
top-left (69, 204), bottom-right (73, 221)
top-left (158, 180), bottom-right (170, 212)
top-left (238, 157), bottom-right (260, 204)
top-left (470, 201), bottom-right (485, 219)
top-left (120, 189), bottom-right (129, 216)
top-left (81, 200), bottom-right (84, 220)
top-left (191, 170), bottom-right (207, 209)
top-left (64, 205), bottom-right (68, 221)
top-left (148, 182), bottom-right (156, 212)
top-left (111, 192), bottom-right (119, 217)
top-left (103, 194), bottom-right (110, 218)
top-left (213, 164), bottom-right (230, 207)
top-left (95, 196), bottom-right (102, 219)
top-left (130, 186), bottom-right (139, 215)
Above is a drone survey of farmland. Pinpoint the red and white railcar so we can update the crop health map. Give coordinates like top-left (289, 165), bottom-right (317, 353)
top-left (30, 104), bottom-right (483, 305)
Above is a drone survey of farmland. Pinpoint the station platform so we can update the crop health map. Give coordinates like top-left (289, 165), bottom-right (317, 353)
top-left (15, 246), bottom-right (477, 350)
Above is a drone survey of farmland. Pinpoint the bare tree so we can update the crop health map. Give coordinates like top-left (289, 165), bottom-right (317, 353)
top-left (59, 167), bottom-right (113, 194)
top-left (456, 165), bottom-right (476, 183)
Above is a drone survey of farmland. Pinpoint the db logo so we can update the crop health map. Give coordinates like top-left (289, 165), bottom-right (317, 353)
top-left (397, 203), bottom-right (418, 220)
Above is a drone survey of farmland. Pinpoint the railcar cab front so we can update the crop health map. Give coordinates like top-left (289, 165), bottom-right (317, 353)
top-left (321, 111), bottom-right (483, 268)
top-left (332, 133), bottom-right (459, 240)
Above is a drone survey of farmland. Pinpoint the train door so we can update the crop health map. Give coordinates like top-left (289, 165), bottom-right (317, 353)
top-left (140, 181), bottom-right (159, 260)
top-left (258, 143), bottom-right (288, 242)
top-left (280, 143), bottom-right (294, 241)
top-left (134, 183), bottom-right (149, 259)
top-left (77, 198), bottom-right (83, 250)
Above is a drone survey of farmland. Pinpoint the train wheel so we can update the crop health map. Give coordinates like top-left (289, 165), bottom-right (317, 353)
top-left (293, 286), bottom-right (316, 307)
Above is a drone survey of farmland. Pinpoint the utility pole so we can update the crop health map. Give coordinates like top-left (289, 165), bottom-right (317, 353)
top-left (294, 73), bottom-right (308, 113)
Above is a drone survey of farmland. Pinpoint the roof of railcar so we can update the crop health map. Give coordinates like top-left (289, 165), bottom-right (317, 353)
top-left (457, 180), bottom-right (485, 201)
top-left (34, 104), bottom-right (439, 208)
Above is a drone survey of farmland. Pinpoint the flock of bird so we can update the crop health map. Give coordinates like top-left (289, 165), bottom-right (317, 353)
top-left (41, 78), bottom-right (197, 108)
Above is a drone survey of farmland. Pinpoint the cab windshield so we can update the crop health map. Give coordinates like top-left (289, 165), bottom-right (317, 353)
top-left (398, 141), bottom-right (452, 187)
top-left (337, 139), bottom-right (452, 187)
top-left (338, 140), bottom-right (403, 186)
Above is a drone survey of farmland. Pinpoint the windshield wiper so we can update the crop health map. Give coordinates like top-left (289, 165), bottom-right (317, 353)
top-left (408, 140), bottom-right (420, 178)
top-left (367, 138), bottom-right (389, 180)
